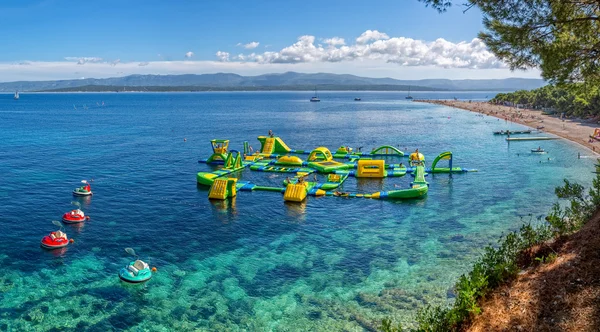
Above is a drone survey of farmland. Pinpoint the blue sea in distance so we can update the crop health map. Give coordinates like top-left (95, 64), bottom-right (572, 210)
top-left (0, 91), bottom-right (596, 331)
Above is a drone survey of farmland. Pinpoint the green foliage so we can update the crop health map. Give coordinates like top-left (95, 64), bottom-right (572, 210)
top-left (535, 252), bottom-right (558, 264)
top-left (414, 306), bottom-right (450, 332)
top-left (420, 0), bottom-right (600, 84)
top-left (381, 318), bottom-right (404, 332)
top-left (490, 83), bottom-right (600, 118)
top-left (589, 161), bottom-right (600, 208)
top-left (383, 171), bottom-right (600, 332)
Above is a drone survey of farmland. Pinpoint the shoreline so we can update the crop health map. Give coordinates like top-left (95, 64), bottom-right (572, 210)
top-left (417, 99), bottom-right (600, 156)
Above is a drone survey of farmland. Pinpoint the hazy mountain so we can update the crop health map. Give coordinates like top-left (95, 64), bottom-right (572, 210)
top-left (0, 72), bottom-right (546, 92)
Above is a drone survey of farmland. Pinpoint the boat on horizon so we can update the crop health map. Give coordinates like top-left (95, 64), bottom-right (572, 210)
top-left (310, 86), bottom-right (320, 102)
top-left (405, 86), bottom-right (413, 100)
top-left (354, 97), bottom-right (361, 101)
top-left (14, 91), bottom-right (19, 100)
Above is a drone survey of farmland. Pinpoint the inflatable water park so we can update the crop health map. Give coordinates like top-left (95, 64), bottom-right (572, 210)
top-left (197, 135), bottom-right (477, 203)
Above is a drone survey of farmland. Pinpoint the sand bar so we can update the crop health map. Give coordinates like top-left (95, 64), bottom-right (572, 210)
top-left (417, 100), bottom-right (600, 155)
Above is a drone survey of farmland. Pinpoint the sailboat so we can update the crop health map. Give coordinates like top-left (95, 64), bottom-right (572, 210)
top-left (405, 86), bottom-right (413, 100)
top-left (14, 91), bottom-right (19, 100)
top-left (310, 86), bottom-right (320, 102)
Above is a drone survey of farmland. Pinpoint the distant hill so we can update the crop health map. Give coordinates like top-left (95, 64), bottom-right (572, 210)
top-left (0, 72), bottom-right (546, 92)
top-left (41, 84), bottom-right (441, 92)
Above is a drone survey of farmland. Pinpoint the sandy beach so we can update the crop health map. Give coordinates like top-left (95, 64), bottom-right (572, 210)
top-left (417, 100), bottom-right (600, 156)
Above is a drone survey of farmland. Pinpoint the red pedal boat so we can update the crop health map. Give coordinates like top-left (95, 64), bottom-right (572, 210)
top-left (62, 209), bottom-right (89, 224)
top-left (41, 230), bottom-right (70, 249)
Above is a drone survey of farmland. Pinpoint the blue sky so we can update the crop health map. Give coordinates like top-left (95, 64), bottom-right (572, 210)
top-left (0, 0), bottom-right (541, 82)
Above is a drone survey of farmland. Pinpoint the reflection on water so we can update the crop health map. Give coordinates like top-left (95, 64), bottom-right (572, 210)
top-left (284, 200), bottom-right (307, 221)
top-left (209, 197), bottom-right (238, 222)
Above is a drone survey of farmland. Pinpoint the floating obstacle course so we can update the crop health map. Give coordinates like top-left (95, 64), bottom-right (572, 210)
top-left (493, 130), bottom-right (532, 135)
top-left (506, 137), bottom-right (559, 141)
top-left (197, 136), bottom-right (476, 203)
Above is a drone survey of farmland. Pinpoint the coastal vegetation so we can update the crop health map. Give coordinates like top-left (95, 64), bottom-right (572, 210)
top-left (381, 171), bottom-right (600, 331)
top-left (490, 84), bottom-right (600, 119)
top-left (378, 1), bottom-right (600, 329)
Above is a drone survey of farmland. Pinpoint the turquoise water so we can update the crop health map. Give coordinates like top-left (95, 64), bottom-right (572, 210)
top-left (0, 92), bottom-right (596, 331)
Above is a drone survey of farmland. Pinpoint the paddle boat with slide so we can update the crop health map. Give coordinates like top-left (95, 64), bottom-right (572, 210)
top-left (62, 209), bottom-right (90, 224)
top-left (73, 180), bottom-right (92, 196)
top-left (119, 248), bottom-right (155, 283)
top-left (40, 220), bottom-right (74, 249)
top-left (62, 202), bottom-right (90, 224)
top-left (119, 260), bottom-right (153, 283)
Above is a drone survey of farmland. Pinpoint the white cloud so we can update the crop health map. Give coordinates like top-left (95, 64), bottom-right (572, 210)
top-left (323, 37), bottom-right (345, 46)
top-left (356, 30), bottom-right (389, 44)
top-left (220, 31), bottom-right (504, 69)
top-left (64, 57), bottom-right (103, 65)
top-left (185, 51), bottom-right (194, 58)
top-left (243, 42), bottom-right (260, 49)
top-left (0, 30), bottom-right (542, 82)
top-left (215, 51), bottom-right (230, 62)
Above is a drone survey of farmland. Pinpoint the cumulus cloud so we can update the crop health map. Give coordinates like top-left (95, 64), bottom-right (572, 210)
top-left (111, 59), bottom-right (121, 66)
top-left (216, 51), bottom-right (230, 62)
top-left (219, 31), bottom-right (504, 69)
top-left (185, 51), bottom-right (194, 58)
top-left (323, 37), bottom-right (345, 46)
top-left (243, 42), bottom-right (260, 49)
top-left (356, 30), bottom-right (390, 44)
top-left (64, 56), bottom-right (103, 65)
top-left (138, 62), bottom-right (149, 66)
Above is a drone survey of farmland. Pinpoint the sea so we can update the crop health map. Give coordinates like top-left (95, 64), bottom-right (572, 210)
top-left (0, 91), bottom-right (596, 331)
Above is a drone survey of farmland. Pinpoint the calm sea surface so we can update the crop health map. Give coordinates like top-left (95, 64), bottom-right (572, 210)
top-left (0, 91), bottom-right (595, 330)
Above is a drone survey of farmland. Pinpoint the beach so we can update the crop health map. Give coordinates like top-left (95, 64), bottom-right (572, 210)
top-left (417, 100), bottom-right (600, 155)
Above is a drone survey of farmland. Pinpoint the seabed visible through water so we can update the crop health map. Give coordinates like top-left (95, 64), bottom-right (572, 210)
top-left (0, 91), bottom-right (595, 330)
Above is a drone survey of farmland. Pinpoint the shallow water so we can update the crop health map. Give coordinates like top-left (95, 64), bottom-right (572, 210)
top-left (0, 91), bottom-right (595, 330)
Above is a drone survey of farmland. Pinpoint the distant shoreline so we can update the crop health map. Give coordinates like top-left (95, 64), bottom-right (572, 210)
top-left (417, 99), bottom-right (600, 155)
top-left (4, 89), bottom-right (516, 94)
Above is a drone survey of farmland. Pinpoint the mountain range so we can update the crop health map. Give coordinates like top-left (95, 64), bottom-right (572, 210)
top-left (0, 72), bottom-right (546, 92)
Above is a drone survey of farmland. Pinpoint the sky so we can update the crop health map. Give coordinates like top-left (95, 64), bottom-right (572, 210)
top-left (0, 0), bottom-right (542, 82)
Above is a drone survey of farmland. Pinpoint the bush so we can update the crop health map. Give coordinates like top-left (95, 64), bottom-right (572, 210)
top-left (382, 170), bottom-right (600, 332)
